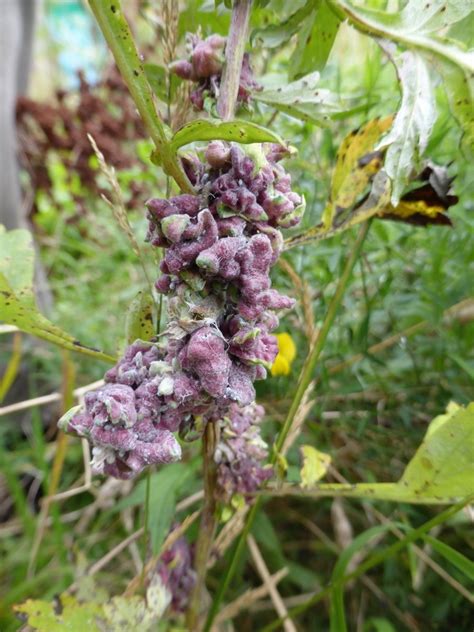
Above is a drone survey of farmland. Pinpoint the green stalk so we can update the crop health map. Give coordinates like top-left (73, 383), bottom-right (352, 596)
top-left (217, 0), bottom-right (253, 121)
top-left (186, 423), bottom-right (219, 630)
top-left (204, 221), bottom-right (371, 631)
top-left (87, 0), bottom-right (193, 193)
top-left (261, 496), bottom-right (473, 631)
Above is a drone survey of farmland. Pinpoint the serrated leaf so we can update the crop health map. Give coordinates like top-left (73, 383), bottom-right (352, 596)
top-left (14, 595), bottom-right (102, 632)
top-left (253, 72), bottom-right (347, 124)
top-left (251, 2), bottom-right (313, 49)
top-left (290, 0), bottom-right (341, 78)
top-left (331, 0), bottom-right (473, 172)
top-left (300, 445), bottom-right (331, 487)
top-left (101, 583), bottom-right (169, 631)
top-left (0, 227), bottom-right (116, 363)
top-left (376, 46), bottom-right (437, 205)
top-left (125, 291), bottom-right (155, 344)
top-left (170, 119), bottom-right (284, 152)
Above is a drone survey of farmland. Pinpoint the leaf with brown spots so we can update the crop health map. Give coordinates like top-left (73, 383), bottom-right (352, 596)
top-left (125, 291), bottom-right (155, 344)
top-left (266, 402), bottom-right (474, 503)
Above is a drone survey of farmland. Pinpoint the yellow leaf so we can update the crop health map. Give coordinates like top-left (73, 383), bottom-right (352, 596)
top-left (328, 116), bottom-right (393, 225)
top-left (300, 445), bottom-right (332, 488)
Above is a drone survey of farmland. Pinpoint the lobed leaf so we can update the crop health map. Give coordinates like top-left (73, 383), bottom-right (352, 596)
top-left (376, 45), bottom-right (437, 205)
top-left (14, 595), bottom-right (102, 632)
top-left (253, 71), bottom-right (347, 125)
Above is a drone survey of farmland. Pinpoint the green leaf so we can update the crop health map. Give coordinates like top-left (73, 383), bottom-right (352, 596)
top-left (364, 617), bottom-right (397, 632)
top-left (88, 0), bottom-right (193, 193)
top-left (438, 59), bottom-right (474, 157)
top-left (329, 0), bottom-right (474, 170)
top-left (125, 291), bottom-right (155, 344)
top-left (300, 445), bottom-right (331, 487)
top-left (330, 524), bottom-right (396, 632)
top-left (170, 119), bottom-right (284, 152)
top-left (376, 45), bottom-right (437, 205)
top-left (251, 2), bottom-right (313, 49)
top-left (14, 595), bottom-right (102, 632)
top-left (396, 402), bottom-right (474, 501)
top-left (101, 583), bottom-right (169, 631)
top-left (112, 463), bottom-right (191, 554)
top-left (422, 534), bottom-right (474, 581)
top-left (0, 225), bottom-right (35, 306)
top-left (144, 63), bottom-right (168, 101)
top-left (448, 11), bottom-right (474, 48)
top-left (0, 227), bottom-right (116, 363)
top-left (290, 0), bottom-right (341, 77)
top-left (331, 0), bottom-right (474, 71)
top-left (253, 71), bottom-right (347, 124)
top-left (270, 402), bottom-right (474, 503)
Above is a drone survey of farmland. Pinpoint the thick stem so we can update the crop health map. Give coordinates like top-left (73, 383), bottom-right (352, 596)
top-left (217, 0), bottom-right (253, 121)
top-left (187, 2), bottom-right (253, 628)
top-left (88, 0), bottom-right (193, 193)
top-left (204, 222), bottom-right (371, 631)
top-left (186, 422), bottom-right (219, 630)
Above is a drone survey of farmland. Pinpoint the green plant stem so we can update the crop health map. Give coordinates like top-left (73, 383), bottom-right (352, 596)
top-left (261, 496), bottom-right (473, 631)
top-left (217, 0), bottom-right (253, 121)
top-left (275, 220), bottom-right (371, 454)
top-left (141, 469), bottom-right (151, 587)
top-left (186, 422), bottom-right (219, 631)
top-left (88, 0), bottom-right (193, 193)
top-left (204, 221), bottom-right (371, 631)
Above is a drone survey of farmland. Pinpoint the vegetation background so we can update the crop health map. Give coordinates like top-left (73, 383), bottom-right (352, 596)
top-left (0, 1), bottom-right (473, 630)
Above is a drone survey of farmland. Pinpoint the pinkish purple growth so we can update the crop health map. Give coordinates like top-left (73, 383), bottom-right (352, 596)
top-left (170, 33), bottom-right (260, 111)
top-left (156, 528), bottom-right (196, 612)
top-left (60, 140), bottom-right (303, 484)
top-left (215, 403), bottom-right (273, 500)
top-left (58, 371), bottom-right (182, 479)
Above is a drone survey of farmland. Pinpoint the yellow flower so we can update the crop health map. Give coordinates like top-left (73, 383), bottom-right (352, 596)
top-left (271, 332), bottom-right (296, 376)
